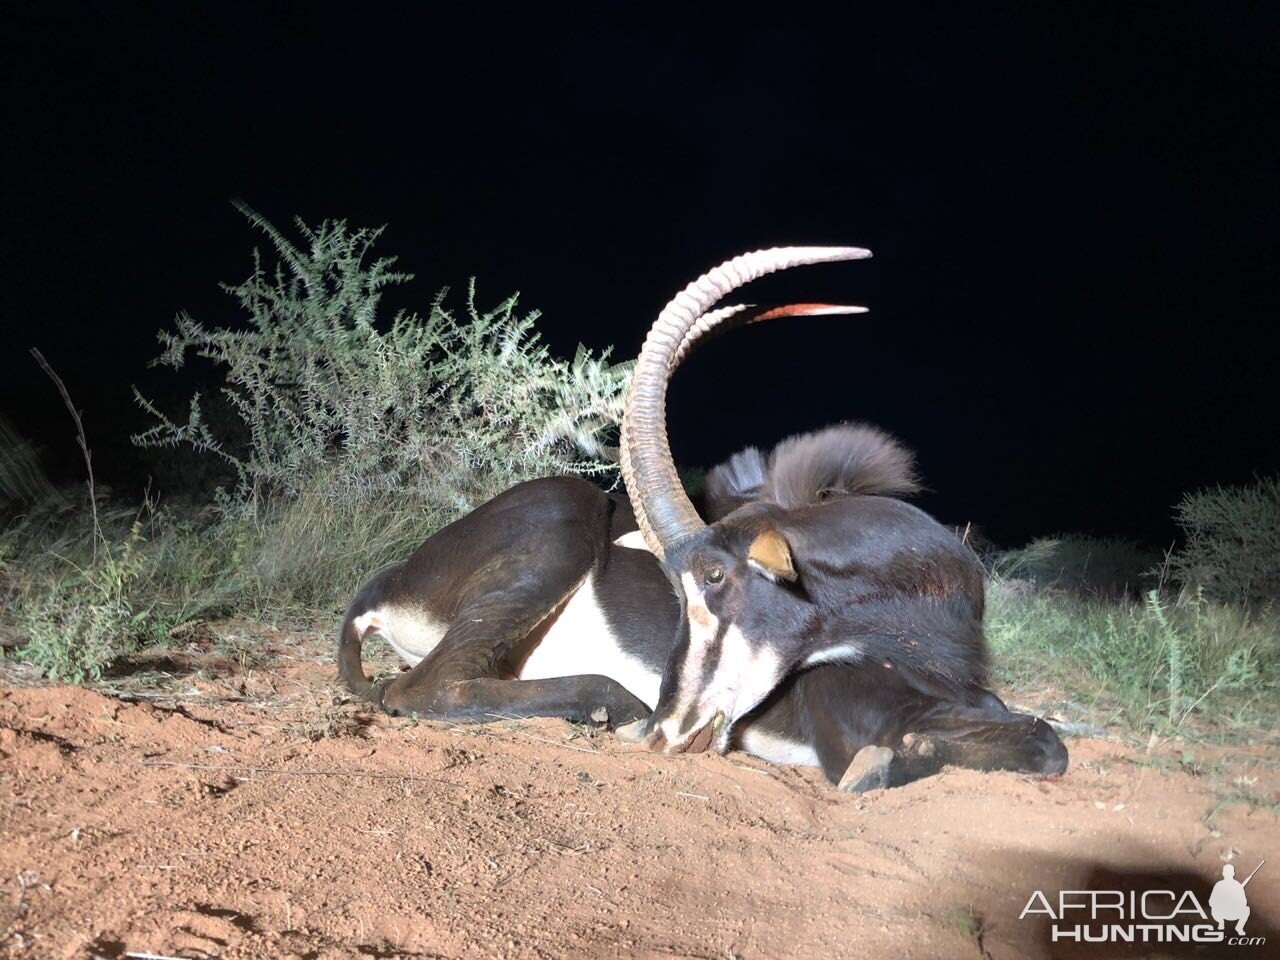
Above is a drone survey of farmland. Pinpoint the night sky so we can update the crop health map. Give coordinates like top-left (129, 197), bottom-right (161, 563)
top-left (4, 4), bottom-right (1276, 546)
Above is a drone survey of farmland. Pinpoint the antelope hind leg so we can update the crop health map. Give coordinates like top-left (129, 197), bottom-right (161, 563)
top-left (376, 602), bottom-right (651, 728)
top-left (399, 675), bottom-right (651, 727)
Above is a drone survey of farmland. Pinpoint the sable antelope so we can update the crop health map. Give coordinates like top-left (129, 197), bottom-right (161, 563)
top-left (339, 248), bottom-right (1067, 788)
top-left (616, 248), bottom-right (1065, 781)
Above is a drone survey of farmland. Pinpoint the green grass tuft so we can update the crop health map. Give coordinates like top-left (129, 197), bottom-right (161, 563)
top-left (987, 565), bottom-right (1279, 735)
top-left (5, 507), bottom-right (176, 682)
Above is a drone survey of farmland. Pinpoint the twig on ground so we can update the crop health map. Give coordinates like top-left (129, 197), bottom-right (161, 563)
top-left (515, 731), bottom-right (601, 755)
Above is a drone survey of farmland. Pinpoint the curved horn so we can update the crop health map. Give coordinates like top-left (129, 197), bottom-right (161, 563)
top-left (621, 247), bottom-right (872, 559)
top-left (621, 301), bottom-right (867, 546)
top-left (669, 302), bottom-right (868, 370)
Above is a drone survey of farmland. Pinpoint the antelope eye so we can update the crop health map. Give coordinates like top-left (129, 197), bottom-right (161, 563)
top-left (705, 567), bottom-right (724, 585)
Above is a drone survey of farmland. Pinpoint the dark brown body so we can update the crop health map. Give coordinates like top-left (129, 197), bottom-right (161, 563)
top-left (340, 473), bottom-right (1067, 786)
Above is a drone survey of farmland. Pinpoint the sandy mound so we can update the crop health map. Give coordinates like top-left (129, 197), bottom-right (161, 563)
top-left (1, 633), bottom-right (1276, 959)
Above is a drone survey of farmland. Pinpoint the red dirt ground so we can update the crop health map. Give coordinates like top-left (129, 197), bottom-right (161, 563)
top-left (1, 627), bottom-right (1276, 959)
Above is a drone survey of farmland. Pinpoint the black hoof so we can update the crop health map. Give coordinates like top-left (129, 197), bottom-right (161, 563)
top-left (371, 681), bottom-right (393, 713)
top-left (839, 745), bottom-right (895, 793)
top-left (1027, 720), bottom-right (1069, 776)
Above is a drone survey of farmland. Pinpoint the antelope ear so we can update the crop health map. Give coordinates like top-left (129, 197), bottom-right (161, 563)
top-left (747, 528), bottom-right (797, 583)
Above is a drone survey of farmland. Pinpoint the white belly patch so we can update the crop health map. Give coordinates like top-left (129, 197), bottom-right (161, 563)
top-left (516, 573), bottom-right (661, 709)
top-left (356, 584), bottom-right (820, 771)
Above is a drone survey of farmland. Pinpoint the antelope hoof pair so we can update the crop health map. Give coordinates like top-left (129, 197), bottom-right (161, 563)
top-left (613, 729), bottom-right (893, 793)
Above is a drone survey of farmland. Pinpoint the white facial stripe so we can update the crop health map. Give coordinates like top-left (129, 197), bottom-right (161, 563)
top-left (653, 574), bottom-right (721, 744)
top-left (658, 574), bottom-right (787, 751)
top-left (706, 624), bottom-right (783, 737)
top-left (677, 571), bottom-right (717, 680)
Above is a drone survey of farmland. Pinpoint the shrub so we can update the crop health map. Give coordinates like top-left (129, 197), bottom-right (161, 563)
top-left (127, 205), bottom-right (633, 611)
top-left (994, 534), bottom-right (1160, 597)
top-left (1169, 476), bottom-right (1280, 606)
top-left (133, 203), bottom-right (631, 517)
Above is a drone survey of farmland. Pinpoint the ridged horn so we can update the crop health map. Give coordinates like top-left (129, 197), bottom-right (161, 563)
top-left (621, 302), bottom-right (867, 544)
top-left (620, 247), bottom-right (872, 560)
top-left (669, 302), bottom-right (868, 370)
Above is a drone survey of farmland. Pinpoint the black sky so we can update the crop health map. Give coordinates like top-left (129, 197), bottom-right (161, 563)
top-left (3, 3), bottom-right (1276, 546)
